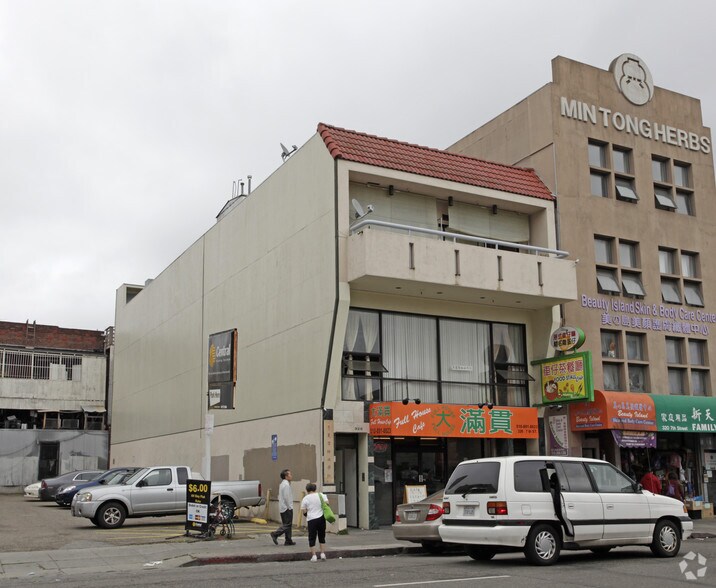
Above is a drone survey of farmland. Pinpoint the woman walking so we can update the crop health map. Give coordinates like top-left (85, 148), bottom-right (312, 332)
top-left (300, 482), bottom-right (328, 562)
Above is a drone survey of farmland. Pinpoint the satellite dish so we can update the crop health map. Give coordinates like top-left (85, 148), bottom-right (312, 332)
top-left (280, 143), bottom-right (290, 156)
top-left (351, 199), bottom-right (365, 219)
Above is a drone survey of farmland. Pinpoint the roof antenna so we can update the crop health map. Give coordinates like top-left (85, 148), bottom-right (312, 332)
top-left (280, 143), bottom-right (298, 161)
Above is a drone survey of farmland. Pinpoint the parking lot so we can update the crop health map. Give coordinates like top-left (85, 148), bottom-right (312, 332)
top-left (0, 493), bottom-right (272, 553)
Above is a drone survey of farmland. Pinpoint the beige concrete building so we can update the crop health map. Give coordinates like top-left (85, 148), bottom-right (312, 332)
top-left (110, 123), bottom-right (578, 528)
top-left (450, 54), bottom-right (716, 505)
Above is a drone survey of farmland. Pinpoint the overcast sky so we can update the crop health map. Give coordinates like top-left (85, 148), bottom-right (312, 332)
top-left (2, 1), bottom-right (716, 332)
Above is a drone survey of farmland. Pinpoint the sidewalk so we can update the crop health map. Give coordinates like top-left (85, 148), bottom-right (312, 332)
top-left (1, 519), bottom-right (715, 581)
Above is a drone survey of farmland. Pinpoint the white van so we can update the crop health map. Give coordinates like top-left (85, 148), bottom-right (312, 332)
top-left (438, 456), bottom-right (693, 565)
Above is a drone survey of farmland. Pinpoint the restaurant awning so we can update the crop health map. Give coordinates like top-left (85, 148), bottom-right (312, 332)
top-left (570, 390), bottom-right (716, 433)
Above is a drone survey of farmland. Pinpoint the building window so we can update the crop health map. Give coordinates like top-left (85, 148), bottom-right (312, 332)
top-left (615, 177), bottom-right (638, 202)
top-left (661, 278), bottom-right (681, 304)
top-left (666, 337), bottom-right (684, 365)
top-left (659, 248), bottom-right (676, 275)
top-left (587, 141), bottom-right (636, 201)
top-left (621, 272), bottom-right (645, 297)
top-left (597, 268), bottom-right (620, 294)
top-left (668, 368), bottom-right (686, 395)
top-left (594, 236), bottom-right (614, 264)
top-left (652, 156), bottom-right (694, 216)
top-left (684, 282), bottom-right (705, 307)
top-left (689, 340), bottom-right (707, 366)
top-left (628, 365), bottom-right (647, 392)
top-left (613, 147), bottom-right (632, 174)
top-left (590, 172), bottom-right (609, 197)
top-left (601, 330), bottom-right (620, 358)
top-left (588, 141), bottom-right (607, 167)
top-left (603, 363), bottom-right (621, 391)
top-left (626, 333), bottom-right (645, 361)
top-left (691, 371), bottom-right (708, 396)
top-left (619, 241), bottom-right (638, 268)
top-left (681, 252), bottom-right (698, 278)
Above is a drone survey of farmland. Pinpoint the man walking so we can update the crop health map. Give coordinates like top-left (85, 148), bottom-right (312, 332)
top-left (271, 469), bottom-right (296, 545)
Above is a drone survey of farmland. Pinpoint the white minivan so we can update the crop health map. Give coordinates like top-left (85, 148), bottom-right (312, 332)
top-left (439, 456), bottom-right (693, 565)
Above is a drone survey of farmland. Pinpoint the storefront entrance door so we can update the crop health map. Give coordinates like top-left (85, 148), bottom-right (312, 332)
top-left (392, 439), bottom-right (446, 517)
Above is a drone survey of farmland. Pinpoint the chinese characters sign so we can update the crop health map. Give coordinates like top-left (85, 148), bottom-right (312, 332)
top-left (532, 351), bottom-right (594, 405)
top-left (652, 395), bottom-right (716, 432)
top-left (369, 402), bottom-right (538, 439)
top-left (551, 326), bottom-right (585, 352)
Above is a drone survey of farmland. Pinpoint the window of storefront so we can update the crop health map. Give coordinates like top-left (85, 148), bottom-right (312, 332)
top-left (342, 309), bottom-right (530, 406)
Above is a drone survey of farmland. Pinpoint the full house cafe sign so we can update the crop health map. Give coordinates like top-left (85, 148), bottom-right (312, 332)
top-left (369, 402), bottom-right (538, 439)
top-left (559, 53), bottom-right (711, 155)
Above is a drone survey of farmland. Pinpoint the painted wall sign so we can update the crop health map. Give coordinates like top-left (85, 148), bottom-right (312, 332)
top-left (551, 326), bottom-right (585, 352)
top-left (580, 294), bottom-right (713, 337)
top-left (559, 97), bottom-right (711, 154)
top-left (369, 402), bottom-right (538, 439)
top-left (532, 351), bottom-right (594, 404)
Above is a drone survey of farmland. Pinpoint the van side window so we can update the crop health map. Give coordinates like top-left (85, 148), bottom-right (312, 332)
top-left (514, 460), bottom-right (548, 492)
top-left (556, 462), bottom-right (594, 492)
top-left (587, 463), bottom-right (636, 493)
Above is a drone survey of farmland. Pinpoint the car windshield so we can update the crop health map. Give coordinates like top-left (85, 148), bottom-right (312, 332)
top-left (445, 462), bottom-right (500, 495)
top-left (123, 468), bottom-right (149, 485)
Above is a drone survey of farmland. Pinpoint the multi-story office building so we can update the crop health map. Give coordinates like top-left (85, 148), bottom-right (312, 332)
top-left (449, 54), bottom-right (716, 504)
top-left (110, 123), bottom-right (577, 527)
top-left (0, 320), bottom-right (109, 487)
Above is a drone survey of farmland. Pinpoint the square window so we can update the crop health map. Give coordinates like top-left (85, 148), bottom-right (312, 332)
top-left (628, 365), bottom-right (647, 392)
top-left (589, 141), bottom-right (607, 167)
top-left (655, 187), bottom-right (677, 210)
top-left (603, 363), bottom-right (621, 391)
top-left (619, 241), bottom-right (638, 268)
top-left (615, 177), bottom-right (638, 201)
top-left (601, 331), bottom-right (620, 358)
top-left (691, 371), bottom-right (708, 396)
top-left (668, 368), bottom-right (685, 395)
top-left (591, 172), bottom-right (609, 197)
top-left (622, 272), bottom-right (646, 297)
top-left (675, 191), bottom-right (693, 215)
top-left (674, 162), bottom-right (691, 188)
top-left (666, 338), bottom-right (683, 364)
top-left (684, 282), bottom-right (704, 307)
top-left (652, 157), bottom-right (669, 182)
top-left (681, 253), bottom-right (698, 278)
top-left (659, 249), bottom-right (676, 275)
top-left (597, 269), bottom-right (621, 294)
top-left (613, 148), bottom-right (632, 174)
top-left (689, 340), bottom-right (707, 366)
top-left (661, 278), bottom-right (681, 304)
top-left (594, 237), bottom-right (614, 264)
top-left (626, 333), bottom-right (645, 360)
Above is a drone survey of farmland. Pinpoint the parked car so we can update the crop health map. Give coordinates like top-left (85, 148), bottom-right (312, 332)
top-left (392, 489), bottom-right (447, 553)
top-left (439, 456), bottom-right (693, 566)
top-left (24, 481), bottom-right (41, 499)
top-left (55, 467), bottom-right (141, 506)
top-left (72, 465), bottom-right (264, 529)
top-left (39, 470), bottom-right (104, 501)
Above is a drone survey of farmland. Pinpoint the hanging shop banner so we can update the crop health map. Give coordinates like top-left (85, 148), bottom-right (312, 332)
top-left (570, 390), bottom-right (656, 431)
top-left (547, 414), bottom-right (570, 456)
top-left (532, 351), bottom-right (594, 405)
top-left (208, 329), bottom-right (237, 385)
top-left (651, 395), bottom-right (716, 433)
top-left (369, 402), bottom-right (538, 439)
top-left (612, 430), bottom-right (657, 448)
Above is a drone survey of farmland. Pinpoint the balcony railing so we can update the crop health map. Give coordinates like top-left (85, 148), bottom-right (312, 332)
top-left (349, 219), bottom-right (569, 258)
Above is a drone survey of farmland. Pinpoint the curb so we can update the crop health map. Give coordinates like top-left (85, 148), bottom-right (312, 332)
top-left (182, 545), bottom-right (424, 566)
top-left (691, 532), bottom-right (716, 539)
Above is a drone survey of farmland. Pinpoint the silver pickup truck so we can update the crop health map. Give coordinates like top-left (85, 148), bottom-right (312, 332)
top-left (71, 465), bottom-right (263, 529)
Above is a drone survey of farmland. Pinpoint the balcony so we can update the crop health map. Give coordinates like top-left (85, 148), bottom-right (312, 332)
top-left (346, 221), bottom-right (577, 309)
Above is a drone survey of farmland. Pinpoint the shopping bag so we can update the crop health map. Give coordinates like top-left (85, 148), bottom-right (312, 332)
top-left (319, 493), bottom-right (336, 523)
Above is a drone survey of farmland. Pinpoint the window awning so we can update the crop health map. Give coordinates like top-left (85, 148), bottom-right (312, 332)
top-left (570, 390), bottom-right (716, 433)
top-left (82, 405), bottom-right (107, 413)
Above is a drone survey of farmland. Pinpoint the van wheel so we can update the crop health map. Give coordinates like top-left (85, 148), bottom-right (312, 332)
top-left (589, 547), bottom-right (612, 556)
top-left (96, 502), bottom-right (127, 529)
top-left (420, 540), bottom-right (445, 554)
top-left (466, 546), bottom-right (496, 561)
top-left (89, 516), bottom-right (101, 527)
top-left (524, 524), bottom-right (561, 565)
top-left (650, 520), bottom-right (681, 558)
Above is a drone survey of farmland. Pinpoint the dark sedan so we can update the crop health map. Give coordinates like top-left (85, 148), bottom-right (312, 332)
top-left (55, 467), bottom-right (140, 506)
top-left (39, 470), bottom-right (103, 501)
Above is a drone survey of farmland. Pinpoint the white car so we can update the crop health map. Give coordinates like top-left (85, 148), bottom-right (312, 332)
top-left (23, 482), bottom-right (41, 499)
top-left (439, 455), bottom-right (693, 565)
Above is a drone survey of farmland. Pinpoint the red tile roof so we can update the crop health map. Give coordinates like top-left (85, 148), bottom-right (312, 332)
top-left (317, 123), bottom-right (554, 201)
